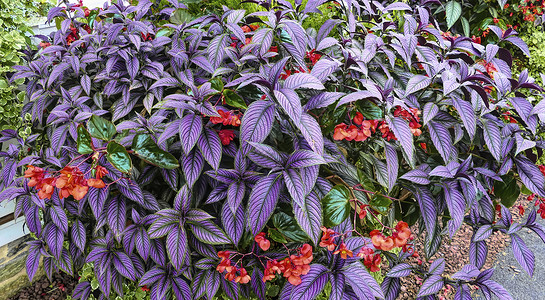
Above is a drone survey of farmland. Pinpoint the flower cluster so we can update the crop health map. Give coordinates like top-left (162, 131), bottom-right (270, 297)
top-left (24, 164), bottom-right (108, 200)
top-left (216, 251), bottom-right (251, 284)
top-left (333, 113), bottom-right (378, 142)
top-left (306, 49), bottom-right (322, 65)
top-left (210, 109), bottom-right (242, 145)
top-left (357, 247), bottom-right (381, 272)
top-left (262, 244), bottom-right (313, 285)
top-left (254, 232), bottom-right (270, 251)
top-left (319, 227), bottom-right (337, 250)
top-left (370, 221), bottom-right (412, 251)
top-left (333, 242), bottom-right (353, 259)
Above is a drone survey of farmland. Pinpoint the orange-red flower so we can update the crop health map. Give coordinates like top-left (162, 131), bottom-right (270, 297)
top-left (254, 232), bottom-right (271, 251)
top-left (218, 129), bottom-right (235, 146)
top-left (263, 244), bottom-right (313, 285)
top-left (95, 165), bottom-right (108, 179)
top-left (370, 230), bottom-right (395, 251)
top-left (234, 267), bottom-right (251, 284)
top-left (37, 177), bottom-right (56, 200)
top-left (306, 49), bottom-right (322, 65)
top-left (319, 227), bottom-right (337, 251)
top-left (333, 242), bottom-right (353, 259)
top-left (55, 166), bottom-right (88, 200)
top-left (353, 112), bottom-right (364, 125)
top-left (357, 247), bottom-right (381, 272)
top-left (88, 178), bottom-right (105, 188)
top-left (210, 109), bottom-right (241, 127)
top-left (25, 165), bottom-right (46, 187)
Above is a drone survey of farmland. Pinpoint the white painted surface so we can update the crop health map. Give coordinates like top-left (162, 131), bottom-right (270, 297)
top-left (0, 218), bottom-right (28, 246)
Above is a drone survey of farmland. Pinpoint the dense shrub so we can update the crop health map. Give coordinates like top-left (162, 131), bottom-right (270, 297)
top-left (4, 0), bottom-right (545, 299)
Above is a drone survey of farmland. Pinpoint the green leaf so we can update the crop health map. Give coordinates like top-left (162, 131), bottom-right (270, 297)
top-left (132, 134), bottom-right (179, 169)
top-left (223, 89), bottom-right (247, 109)
top-left (461, 16), bottom-right (470, 37)
top-left (521, 185), bottom-right (533, 195)
top-left (210, 77), bottom-right (224, 91)
top-left (87, 115), bottom-right (116, 141)
top-left (494, 174), bottom-right (520, 208)
top-left (322, 185), bottom-right (352, 227)
top-left (77, 124), bottom-right (94, 154)
top-left (357, 100), bottom-right (383, 120)
top-left (369, 194), bottom-right (392, 215)
top-left (106, 141), bottom-right (132, 173)
top-left (268, 228), bottom-right (288, 243)
top-left (171, 8), bottom-right (193, 25)
top-left (272, 212), bottom-right (308, 242)
top-left (445, 1), bottom-right (462, 29)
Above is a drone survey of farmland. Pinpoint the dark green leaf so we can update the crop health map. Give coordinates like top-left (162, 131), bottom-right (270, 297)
top-left (77, 124), bottom-right (94, 155)
top-left (132, 134), bottom-right (179, 169)
top-left (210, 77), bottom-right (224, 91)
top-left (322, 185), bottom-right (352, 227)
top-left (494, 174), bottom-right (520, 208)
top-left (272, 212), bottom-right (308, 242)
top-left (223, 89), bottom-right (247, 109)
top-left (87, 115), bottom-right (116, 141)
top-left (268, 228), bottom-right (288, 243)
top-left (106, 141), bottom-right (132, 173)
top-left (357, 100), bottom-right (383, 120)
top-left (369, 194), bottom-right (392, 215)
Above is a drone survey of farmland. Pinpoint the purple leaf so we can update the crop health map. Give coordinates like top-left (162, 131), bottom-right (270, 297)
top-left (240, 101), bottom-right (275, 155)
top-left (172, 277), bottom-right (192, 300)
top-left (71, 219), bottom-right (86, 252)
top-left (482, 119), bottom-right (502, 161)
top-left (387, 263), bottom-right (412, 277)
top-left (343, 261), bottom-right (385, 299)
top-left (304, 92), bottom-right (345, 111)
top-left (283, 73), bottom-right (325, 90)
top-left (197, 128), bottom-right (222, 170)
top-left (283, 169), bottom-right (306, 206)
top-left (49, 205), bottom-right (68, 234)
top-left (251, 268), bottom-right (266, 299)
top-left (443, 181), bottom-right (465, 237)
top-left (297, 113), bottom-right (324, 155)
top-left (188, 220), bottom-right (231, 245)
top-left (26, 245), bottom-right (42, 281)
top-left (181, 149), bottom-right (204, 188)
top-left (107, 197), bottom-right (126, 239)
top-left (515, 157), bottom-right (545, 196)
top-left (384, 142), bottom-right (398, 192)
top-left (72, 282), bottom-right (92, 300)
top-left (248, 173), bottom-right (284, 235)
top-left (416, 275), bottom-right (443, 297)
top-left (113, 251), bottom-right (136, 280)
top-left (275, 89), bottom-right (302, 123)
top-left (405, 75), bottom-right (431, 96)
top-left (473, 225), bottom-right (493, 242)
top-left (511, 233), bottom-right (535, 276)
top-left (180, 113), bottom-right (203, 154)
top-left (504, 36), bottom-right (530, 56)
top-left (381, 277), bottom-right (401, 300)
top-left (386, 116), bottom-right (414, 166)
top-left (286, 150), bottom-right (326, 169)
top-left (480, 280), bottom-right (513, 300)
top-left (452, 97), bottom-right (476, 139)
top-left (166, 226), bottom-right (188, 271)
top-left (227, 182), bottom-right (245, 214)
top-left (290, 264), bottom-right (329, 300)
top-left (310, 58), bottom-right (340, 81)
top-left (469, 240), bottom-right (488, 269)
top-left (329, 273), bottom-right (345, 300)
top-left (248, 142), bottom-right (285, 169)
top-left (428, 121), bottom-right (456, 163)
top-left (429, 258), bottom-right (445, 275)
top-left (221, 200), bottom-right (245, 245)
top-left (293, 191), bottom-right (323, 245)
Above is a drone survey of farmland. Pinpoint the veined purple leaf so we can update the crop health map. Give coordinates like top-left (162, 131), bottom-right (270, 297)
top-left (310, 58), bottom-right (340, 82)
top-left (240, 101), bottom-right (275, 155)
top-left (400, 169), bottom-right (430, 185)
top-left (208, 34), bottom-right (228, 69)
top-left (173, 277), bottom-right (192, 300)
top-left (452, 97), bottom-right (476, 139)
top-left (113, 251), bottom-right (136, 280)
top-left (381, 277), bottom-right (401, 300)
top-left (49, 205), bottom-right (68, 234)
top-left (180, 113), bottom-right (202, 154)
top-left (387, 263), bottom-right (412, 278)
top-left (384, 142), bottom-right (398, 192)
top-left (166, 225), bottom-right (188, 271)
top-left (286, 149), bottom-right (326, 169)
top-left (469, 240), bottom-right (487, 269)
top-left (44, 223), bottom-right (64, 260)
top-left (417, 275), bottom-right (443, 297)
top-left (71, 219), bottom-right (86, 252)
top-left (329, 273), bottom-right (345, 300)
top-left (386, 116), bottom-right (414, 166)
top-left (248, 173), bottom-right (284, 235)
top-left (181, 149), bottom-right (204, 188)
top-left (443, 181), bottom-right (466, 237)
top-left (197, 128), bottom-right (222, 170)
top-left (511, 233), bottom-right (535, 276)
top-left (283, 73), bottom-right (325, 90)
top-left (297, 113), bottom-right (324, 155)
top-left (482, 119), bottom-right (502, 161)
top-left (343, 261), bottom-right (385, 299)
top-left (107, 196), bottom-right (126, 239)
top-left (293, 191), bottom-right (323, 245)
top-left (221, 200), bottom-right (245, 245)
top-left (428, 121), bottom-right (456, 163)
top-left (452, 265), bottom-right (480, 281)
top-left (26, 244), bottom-right (42, 281)
top-left (473, 225), bottom-right (493, 242)
top-left (275, 89), bottom-right (302, 123)
top-left (422, 102), bottom-right (438, 126)
top-left (336, 90), bottom-right (376, 108)
top-left (227, 182), bottom-right (245, 214)
top-left (429, 258), bottom-right (445, 275)
top-left (248, 142), bottom-right (285, 168)
top-left (504, 36), bottom-right (530, 56)
top-left (304, 92), bottom-right (345, 111)
top-left (290, 264), bottom-right (329, 300)
top-left (72, 281), bottom-right (92, 300)
top-left (188, 220), bottom-right (231, 245)
top-left (480, 280), bottom-right (514, 300)
top-left (413, 186), bottom-right (436, 234)
top-left (283, 169), bottom-right (306, 206)
top-left (251, 268), bottom-right (266, 300)
top-left (515, 157), bottom-right (545, 196)
top-left (405, 75), bottom-right (431, 97)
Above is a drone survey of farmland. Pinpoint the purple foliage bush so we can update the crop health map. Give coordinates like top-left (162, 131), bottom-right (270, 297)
top-left (3, 0), bottom-right (545, 299)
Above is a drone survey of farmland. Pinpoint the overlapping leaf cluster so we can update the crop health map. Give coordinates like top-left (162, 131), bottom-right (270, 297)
top-left (3, 0), bottom-right (545, 299)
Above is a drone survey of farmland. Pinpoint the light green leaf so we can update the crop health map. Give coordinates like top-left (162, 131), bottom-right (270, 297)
top-left (322, 185), bottom-right (352, 227)
top-left (445, 1), bottom-right (462, 29)
top-left (87, 115), bottom-right (116, 141)
top-left (106, 141), bottom-right (132, 173)
top-left (77, 124), bottom-right (94, 155)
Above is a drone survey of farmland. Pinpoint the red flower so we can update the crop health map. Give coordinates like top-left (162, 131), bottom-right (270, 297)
top-left (235, 267), bottom-right (251, 284)
top-left (141, 286), bottom-right (150, 292)
top-left (25, 165), bottom-right (46, 187)
top-left (218, 129), bottom-right (235, 146)
top-left (254, 232), bottom-right (271, 251)
top-left (263, 244), bottom-right (313, 285)
top-left (39, 42), bottom-right (51, 49)
top-left (471, 35), bottom-right (481, 44)
top-left (319, 227), bottom-right (337, 251)
top-left (37, 177), bottom-right (56, 200)
top-left (493, 18), bottom-right (499, 23)
top-left (370, 230), bottom-right (394, 251)
top-left (56, 166), bottom-right (88, 200)
top-left (333, 242), bottom-right (353, 259)
top-left (357, 247), bottom-right (381, 272)
top-left (358, 204), bottom-right (369, 219)
top-left (88, 178), bottom-right (105, 188)
top-left (269, 46), bottom-right (278, 53)
top-left (95, 165), bottom-right (109, 179)
top-left (353, 112), bottom-right (364, 125)
top-left (306, 49), bottom-right (322, 65)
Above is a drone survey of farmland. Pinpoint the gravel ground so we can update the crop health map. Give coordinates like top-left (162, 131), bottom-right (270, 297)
top-left (7, 271), bottom-right (77, 300)
top-left (393, 196), bottom-right (531, 299)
